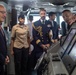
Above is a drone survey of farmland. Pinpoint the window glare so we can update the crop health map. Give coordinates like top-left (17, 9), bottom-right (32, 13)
top-left (33, 16), bottom-right (49, 22)
top-left (24, 15), bottom-right (57, 24)
top-left (60, 16), bottom-right (64, 28)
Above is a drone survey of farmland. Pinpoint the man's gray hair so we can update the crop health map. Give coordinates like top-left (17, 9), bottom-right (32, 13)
top-left (0, 4), bottom-right (6, 9)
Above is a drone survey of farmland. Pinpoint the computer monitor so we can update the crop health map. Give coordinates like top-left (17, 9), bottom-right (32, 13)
top-left (66, 35), bottom-right (76, 54)
top-left (59, 28), bottom-right (76, 58)
top-left (62, 28), bottom-right (76, 50)
top-left (69, 42), bottom-right (76, 61)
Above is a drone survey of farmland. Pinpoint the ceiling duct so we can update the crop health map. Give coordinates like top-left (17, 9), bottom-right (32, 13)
top-left (63, 5), bottom-right (74, 8)
top-left (39, 0), bottom-right (66, 5)
top-left (23, 5), bottom-right (30, 11)
top-left (63, 2), bottom-right (75, 8)
top-left (73, 6), bottom-right (76, 11)
top-left (0, 0), bottom-right (8, 3)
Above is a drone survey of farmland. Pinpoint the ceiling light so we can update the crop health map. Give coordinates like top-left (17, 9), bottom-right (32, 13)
top-left (42, 3), bottom-right (55, 6)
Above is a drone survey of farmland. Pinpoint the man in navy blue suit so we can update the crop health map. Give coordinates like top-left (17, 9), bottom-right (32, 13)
top-left (48, 12), bottom-right (59, 43)
top-left (33, 8), bottom-right (52, 75)
top-left (61, 21), bottom-right (67, 36)
top-left (0, 4), bottom-right (9, 75)
top-left (62, 10), bottom-right (75, 31)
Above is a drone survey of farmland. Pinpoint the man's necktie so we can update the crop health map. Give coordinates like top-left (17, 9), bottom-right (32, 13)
top-left (42, 20), bottom-right (45, 24)
top-left (0, 26), bottom-right (4, 36)
top-left (65, 22), bottom-right (67, 31)
top-left (51, 21), bottom-right (54, 27)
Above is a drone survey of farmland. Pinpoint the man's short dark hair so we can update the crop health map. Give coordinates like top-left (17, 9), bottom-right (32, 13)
top-left (28, 15), bottom-right (33, 21)
top-left (62, 10), bottom-right (71, 13)
top-left (18, 14), bottom-right (25, 19)
top-left (39, 8), bottom-right (46, 13)
top-left (48, 12), bottom-right (56, 17)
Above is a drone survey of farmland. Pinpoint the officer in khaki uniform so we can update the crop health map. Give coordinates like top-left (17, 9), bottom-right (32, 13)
top-left (11, 14), bottom-right (30, 75)
top-left (33, 8), bottom-right (52, 75)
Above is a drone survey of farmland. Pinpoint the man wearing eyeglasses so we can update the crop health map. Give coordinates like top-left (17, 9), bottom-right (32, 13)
top-left (0, 4), bottom-right (9, 75)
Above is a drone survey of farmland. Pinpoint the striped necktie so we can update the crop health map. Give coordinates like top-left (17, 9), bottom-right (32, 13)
top-left (0, 26), bottom-right (4, 36)
top-left (42, 20), bottom-right (45, 24)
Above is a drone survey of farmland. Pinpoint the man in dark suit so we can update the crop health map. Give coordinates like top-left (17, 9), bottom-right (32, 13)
top-left (0, 4), bottom-right (9, 75)
top-left (48, 12), bottom-right (59, 43)
top-left (61, 21), bottom-right (67, 36)
top-left (33, 8), bottom-right (52, 75)
top-left (62, 10), bottom-right (76, 31)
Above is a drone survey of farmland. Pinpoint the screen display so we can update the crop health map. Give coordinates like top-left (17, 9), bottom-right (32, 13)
top-left (69, 43), bottom-right (76, 61)
top-left (62, 29), bottom-right (76, 50)
top-left (66, 36), bottom-right (76, 54)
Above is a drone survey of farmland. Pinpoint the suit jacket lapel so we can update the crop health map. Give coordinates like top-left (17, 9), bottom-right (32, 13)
top-left (0, 30), bottom-right (6, 42)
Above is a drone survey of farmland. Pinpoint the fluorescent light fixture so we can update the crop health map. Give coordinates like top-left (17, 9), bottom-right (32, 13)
top-left (42, 3), bottom-right (55, 6)
top-left (63, 2), bottom-right (69, 6)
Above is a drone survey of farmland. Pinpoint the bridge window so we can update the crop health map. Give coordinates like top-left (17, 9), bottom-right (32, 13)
top-left (59, 16), bottom-right (64, 28)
